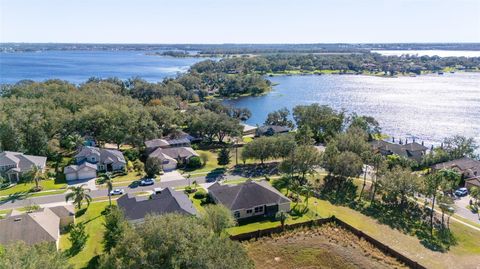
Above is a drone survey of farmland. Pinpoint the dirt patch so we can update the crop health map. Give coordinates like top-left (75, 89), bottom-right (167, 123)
top-left (244, 224), bottom-right (408, 269)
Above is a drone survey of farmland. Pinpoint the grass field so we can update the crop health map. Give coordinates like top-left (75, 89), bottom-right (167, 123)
top-left (60, 201), bottom-right (111, 269)
top-left (0, 179), bottom-right (67, 197)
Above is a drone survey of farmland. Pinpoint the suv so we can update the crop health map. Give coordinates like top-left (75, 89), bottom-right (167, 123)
top-left (140, 178), bottom-right (155, 186)
top-left (454, 187), bottom-right (468, 197)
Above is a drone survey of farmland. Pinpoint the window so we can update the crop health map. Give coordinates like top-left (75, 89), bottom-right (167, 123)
top-left (254, 206), bottom-right (264, 213)
top-left (246, 209), bottom-right (252, 214)
top-left (234, 211), bottom-right (240, 218)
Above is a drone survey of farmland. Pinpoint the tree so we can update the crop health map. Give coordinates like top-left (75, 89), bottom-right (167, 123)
top-left (201, 204), bottom-right (237, 235)
top-left (103, 206), bottom-right (128, 253)
top-left (102, 173), bottom-right (113, 207)
top-left (280, 145), bottom-right (321, 182)
top-left (438, 194), bottom-right (454, 228)
top-left (424, 172), bottom-right (445, 236)
top-left (378, 166), bottom-right (420, 208)
top-left (217, 147), bottom-right (231, 166)
top-left (264, 108), bottom-right (294, 128)
top-left (145, 157), bottom-right (162, 178)
top-left (276, 211), bottom-right (289, 230)
top-left (99, 214), bottom-right (253, 269)
top-left (442, 135), bottom-right (478, 160)
top-left (0, 241), bottom-right (72, 269)
top-left (69, 222), bottom-right (88, 255)
top-left (295, 125), bottom-right (315, 145)
top-left (26, 165), bottom-right (46, 192)
top-left (65, 184), bottom-right (92, 209)
top-left (132, 160), bottom-right (144, 175)
top-left (348, 113), bottom-right (381, 140)
top-left (293, 104), bottom-right (344, 143)
top-left (300, 184), bottom-right (315, 208)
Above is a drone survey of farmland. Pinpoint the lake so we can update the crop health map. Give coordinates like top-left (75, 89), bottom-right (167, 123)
top-left (0, 50), bottom-right (206, 84)
top-left (225, 73), bottom-right (480, 147)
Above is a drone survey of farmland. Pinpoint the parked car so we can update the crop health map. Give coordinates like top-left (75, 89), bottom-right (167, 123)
top-left (140, 178), bottom-right (155, 186)
top-left (454, 187), bottom-right (468, 197)
top-left (110, 189), bottom-right (125, 196)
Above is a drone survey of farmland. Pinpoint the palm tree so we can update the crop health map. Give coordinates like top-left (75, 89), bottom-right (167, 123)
top-left (102, 173), bottom-right (113, 206)
top-left (300, 184), bottom-right (314, 208)
top-left (65, 184), bottom-right (92, 209)
top-left (29, 165), bottom-right (45, 192)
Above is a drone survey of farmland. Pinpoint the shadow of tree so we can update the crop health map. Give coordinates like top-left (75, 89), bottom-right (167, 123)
top-left (0, 191), bottom-right (31, 205)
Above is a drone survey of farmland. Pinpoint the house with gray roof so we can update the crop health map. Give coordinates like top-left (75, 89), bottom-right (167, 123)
top-left (0, 207), bottom-right (61, 249)
top-left (0, 151), bottom-right (47, 183)
top-left (256, 125), bottom-right (290, 137)
top-left (149, 146), bottom-right (199, 171)
top-left (74, 146), bottom-right (126, 172)
top-left (145, 132), bottom-right (197, 154)
top-left (370, 140), bottom-right (428, 162)
top-left (432, 157), bottom-right (480, 181)
top-left (208, 180), bottom-right (290, 220)
top-left (117, 187), bottom-right (197, 224)
top-left (64, 162), bottom-right (98, 181)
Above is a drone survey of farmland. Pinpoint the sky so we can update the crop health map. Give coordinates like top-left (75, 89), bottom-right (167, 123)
top-left (1, 0), bottom-right (479, 43)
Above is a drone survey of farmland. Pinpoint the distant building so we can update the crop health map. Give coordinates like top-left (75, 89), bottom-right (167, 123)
top-left (0, 151), bottom-right (47, 183)
top-left (241, 123), bottom-right (257, 136)
top-left (370, 140), bottom-right (428, 162)
top-left (0, 205), bottom-right (74, 249)
top-left (117, 187), bottom-right (197, 224)
top-left (208, 180), bottom-right (290, 220)
top-left (255, 125), bottom-right (290, 137)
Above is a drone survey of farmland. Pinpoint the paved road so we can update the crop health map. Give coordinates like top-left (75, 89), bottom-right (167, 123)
top-left (453, 195), bottom-right (480, 224)
top-left (0, 175), bottom-right (237, 210)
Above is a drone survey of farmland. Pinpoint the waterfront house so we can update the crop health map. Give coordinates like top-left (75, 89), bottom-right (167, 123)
top-left (241, 123), bottom-right (258, 136)
top-left (432, 157), bottom-right (480, 181)
top-left (256, 125), bottom-right (290, 137)
top-left (0, 151), bottom-right (47, 183)
top-left (208, 180), bottom-right (290, 221)
top-left (117, 187), bottom-right (197, 224)
top-left (370, 140), bottom-right (428, 162)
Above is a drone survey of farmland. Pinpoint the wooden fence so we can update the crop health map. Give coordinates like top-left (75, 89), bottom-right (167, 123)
top-left (230, 216), bottom-right (427, 269)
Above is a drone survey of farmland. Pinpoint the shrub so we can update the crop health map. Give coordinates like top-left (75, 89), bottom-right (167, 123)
top-left (193, 189), bottom-right (207, 199)
top-left (187, 156), bottom-right (202, 169)
top-left (123, 148), bottom-right (139, 161)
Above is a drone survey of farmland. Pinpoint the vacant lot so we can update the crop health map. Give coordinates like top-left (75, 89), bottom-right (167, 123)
top-left (244, 224), bottom-right (407, 269)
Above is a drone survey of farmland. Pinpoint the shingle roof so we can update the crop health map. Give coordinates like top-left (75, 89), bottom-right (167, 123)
top-left (370, 140), bottom-right (427, 161)
top-left (208, 180), bottom-right (290, 211)
top-left (149, 147), bottom-right (198, 161)
top-left (49, 205), bottom-right (75, 218)
top-left (117, 187), bottom-right (197, 222)
top-left (64, 162), bottom-right (97, 174)
top-left (75, 147), bottom-right (126, 164)
top-left (0, 151), bottom-right (47, 173)
top-left (257, 125), bottom-right (290, 135)
top-left (145, 139), bottom-right (170, 149)
top-left (0, 208), bottom-right (59, 246)
top-left (432, 157), bottom-right (480, 173)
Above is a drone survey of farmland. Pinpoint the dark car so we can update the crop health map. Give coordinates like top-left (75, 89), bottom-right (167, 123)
top-left (139, 178), bottom-right (155, 186)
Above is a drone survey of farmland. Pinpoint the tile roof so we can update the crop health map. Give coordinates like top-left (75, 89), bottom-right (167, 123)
top-left (208, 180), bottom-right (290, 211)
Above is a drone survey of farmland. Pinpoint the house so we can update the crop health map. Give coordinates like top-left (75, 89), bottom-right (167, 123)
top-left (241, 123), bottom-right (258, 136)
top-left (255, 125), bottom-right (290, 137)
top-left (432, 157), bottom-right (480, 181)
top-left (117, 187), bottom-right (197, 224)
top-left (0, 207), bottom-right (60, 249)
top-left (370, 140), bottom-right (428, 162)
top-left (149, 147), bottom-right (199, 171)
top-left (0, 151), bottom-right (47, 183)
top-left (74, 146), bottom-right (126, 172)
top-left (208, 180), bottom-right (290, 220)
top-left (64, 162), bottom-right (97, 181)
top-left (465, 178), bottom-right (480, 190)
top-left (144, 132), bottom-right (198, 154)
top-left (48, 205), bottom-right (75, 230)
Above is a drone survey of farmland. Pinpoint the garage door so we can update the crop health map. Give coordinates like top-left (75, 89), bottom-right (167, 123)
top-left (77, 168), bottom-right (97, 180)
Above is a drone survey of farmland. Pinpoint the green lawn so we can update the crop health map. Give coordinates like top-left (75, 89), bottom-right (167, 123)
top-left (110, 171), bottom-right (144, 184)
top-left (60, 201), bottom-right (111, 269)
top-left (0, 179), bottom-right (67, 197)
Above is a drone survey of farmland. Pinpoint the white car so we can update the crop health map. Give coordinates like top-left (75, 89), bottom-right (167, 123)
top-left (110, 189), bottom-right (125, 196)
top-left (454, 187), bottom-right (468, 197)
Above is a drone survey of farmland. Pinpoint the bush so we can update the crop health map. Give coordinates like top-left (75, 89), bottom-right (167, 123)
top-left (186, 156), bottom-right (202, 169)
top-left (123, 148), bottom-right (139, 161)
top-left (193, 189), bottom-right (207, 199)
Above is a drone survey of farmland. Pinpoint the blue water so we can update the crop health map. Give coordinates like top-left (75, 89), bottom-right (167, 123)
top-left (225, 73), bottom-right (480, 147)
top-left (0, 50), bottom-right (206, 84)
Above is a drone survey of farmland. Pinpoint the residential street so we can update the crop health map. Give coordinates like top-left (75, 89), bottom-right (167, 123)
top-left (0, 174), bottom-right (244, 210)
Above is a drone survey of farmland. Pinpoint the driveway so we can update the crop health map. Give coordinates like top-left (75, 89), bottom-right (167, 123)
top-left (67, 177), bottom-right (97, 190)
top-left (160, 170), bottom-right (185, 182)
top-left (454, 195), bottom-right (480, 224)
